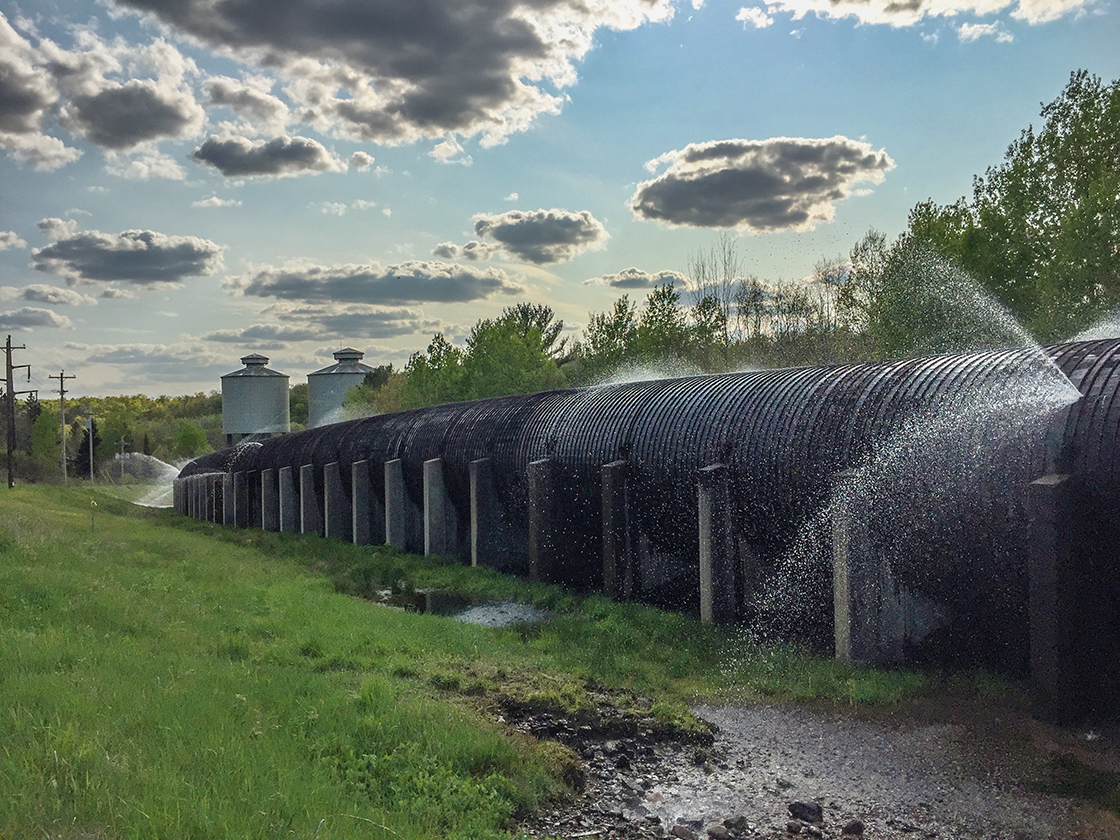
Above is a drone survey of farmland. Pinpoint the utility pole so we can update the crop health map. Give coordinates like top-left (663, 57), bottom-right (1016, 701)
top-left (50, 370), bottom-right (75, 484)
top-left (4, 335), bottom-right (32, 489)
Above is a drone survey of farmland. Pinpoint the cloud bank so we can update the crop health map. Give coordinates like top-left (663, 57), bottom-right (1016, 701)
top-left (228, 260), bottom-right (522, 305)
top-left (584, 267), bottom-right (690, 289)
top-left (0, 306), bottom-right (72, 330)
top-left (32, 219), bottom-right (224, 286)
top-left (630, 137), bottom-right (894, 232)
top-left (749, 0), bottom-right (1093, 26)
top-left (111, 0), bottom-right (679, 146)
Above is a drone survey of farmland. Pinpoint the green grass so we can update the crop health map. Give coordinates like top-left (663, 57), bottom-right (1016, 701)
top-left (0, 484), bottom-right (948, 839)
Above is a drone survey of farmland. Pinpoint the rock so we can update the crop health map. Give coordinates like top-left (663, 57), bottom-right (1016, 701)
top-left (671, 825), bottom-right (700, 840)
top-left (786, 819), bottom-right (802, 835)
top-left (788, 801), bottom-right (823, 824)
top-left (723, 816), bottom-right (748, 833)
top-left (842, 819), bottom-right (865, 836)
top-left (616, 753), bottom-right (632, 770)
top-left (707, 826), bottom-right (731, 840)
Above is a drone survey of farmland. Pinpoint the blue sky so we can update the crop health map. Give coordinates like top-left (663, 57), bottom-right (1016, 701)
top-left (0, 0), bottom-right (1116, 397)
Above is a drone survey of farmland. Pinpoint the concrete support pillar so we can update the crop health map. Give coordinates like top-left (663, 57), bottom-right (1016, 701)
top-left (222, 473), bottom-right (235, 525)
top-left (261, 468), bottom-right (280, 532)
top-left (233, 471), bottom-right (249, 528)
top-left (351, 460), bottom-right (385, 546)
top-left (470, 458), bottom-right (495, 568)
top-left (210, 474), bottom-right (224, 524)
top-left (248, 471), bottom-right (262, 529)
top-left (323, 461), bottom-right (352, 542)
top-left (698, 463), bottom-right (736, 625)
top-left (1028, 473), bottom-right (1077, 722)
top-left (278, 466), bottom-right (298, 533)
top-left (384, 459), bottom-right (408, 549)
top-left (300, 463), bottom-right (323, 537)
top-left (423, 458), bottom-right (458, 557)
top-left (832, 471), bottom-right (903, 664)
top-left (602, 460), bottom-right (631, 599)
top-left (527, 458), bottom-right (556, 582)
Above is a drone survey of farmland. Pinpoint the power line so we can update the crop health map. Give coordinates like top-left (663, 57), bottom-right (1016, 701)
top-left (49, 370), bottom-right (76, 484)
top-left (4, 335), bottom-right (34, 489)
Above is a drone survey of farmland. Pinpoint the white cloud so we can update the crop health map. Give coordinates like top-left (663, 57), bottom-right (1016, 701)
top-left (0, 230), bottom-right (27, 250)
top-left (584, 268), bottom-right (690, 289)
top-left (0, 306), bottom-right (72, 330)
top-left (350, 150), bottom-right (375, 171)
top-left (757, 0), bottom-right (1089, 27)
top-left (736, 7), bottom-right (774, 27)
top-left (429, 138), bottom-right (473, 166)
top-left (0, 283), bottom-right (98, 305)
top-left (958, 21), bottom-right (1014, 40)
top-left (191, 195), bottom-right (242, 208)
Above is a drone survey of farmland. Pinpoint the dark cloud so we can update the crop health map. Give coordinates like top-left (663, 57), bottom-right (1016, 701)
top-left (32, 219), bottom-right (223, 285)
top-left (61, 80), bottom-right (204, 149)
top-left (228, 260), bottom-right (522, 305)
top-left (0, 306), bottom-right (72, 330)
top-left (584, 267), bottom-right (689, 289)
top-left (205, 304), bottom-right (438, 345)
top-left (630, 137), bottom-right (895, 232)
top-left (471, 208), bottom-right (609, 264)
top-left (431, 240), bottom-right (497, 261)
top-left (111, 0), bottom-right (678, 145)
top-left (191, 134), bottom-right (345, 177)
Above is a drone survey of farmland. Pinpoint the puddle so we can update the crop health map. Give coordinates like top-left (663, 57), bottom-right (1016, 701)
top-left (454, 602), bottom-right (550, 628)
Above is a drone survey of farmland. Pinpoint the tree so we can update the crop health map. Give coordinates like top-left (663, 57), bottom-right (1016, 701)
top-left (402, 333), bottom-right (465, 408)
top-left (498, 303), bottom-right (568, 360)
top-left (29, 409), bottom-right (60, 478)
top-left (634, 284), bottom-right (691, 362)
top-left (72, 419), bottom-right (101, 479)
top-left (910, 70), bottom-right (1120, 342)
top-left (171, 420), bottom-right (211, 460)
top-left (460, 318), bottom-right (566, 400)
top-left (289, 383), bottom-right (309, 427)
top-left (576, 296), bottom-right (638, 380)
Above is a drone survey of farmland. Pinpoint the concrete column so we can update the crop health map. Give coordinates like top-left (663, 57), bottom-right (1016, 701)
top-left (261, 468), bottom-right (280, 532)
top-left (832, 471), bottom-right (903, 664)
top-left (278, 465), bottom-right (298, 533)
top-left (527, 458), bottom-right (556, 582)
top-left (1028, 473), bottom-right (1077, 722)
top-left (602, 460), bottom-right (631, 599)
top-left (470, 458), bottom-right (494, 567)
top-left (323, 461), bottom-right (352, 542)
top-left (384, 459), bottom-right (408, 549)
top-left (233, 471), bottom-right (249, 528)
top-left (211, 474), bottom-right (225, 523)
top-left (698, 463), bottom-right (736, 625)
top-left (300, 463), bottom-right (323, 537)
top-left (351, 460), bottom-right (385, 546)
top-left (424, 458), bottom-right (458, 557)
top-left (222, 473), bottom-right (235, 525)
top-left (248, 471), bottom-right (262, 529)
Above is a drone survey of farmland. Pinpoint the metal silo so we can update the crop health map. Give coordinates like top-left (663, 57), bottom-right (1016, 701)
top-left (221, 353), bottom-right (291, 445)
top-left (307, 347), bottom-right (376, 428)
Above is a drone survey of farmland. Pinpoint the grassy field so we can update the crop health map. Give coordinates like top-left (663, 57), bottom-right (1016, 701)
top-left (0, 484), bottom-right (942, 839)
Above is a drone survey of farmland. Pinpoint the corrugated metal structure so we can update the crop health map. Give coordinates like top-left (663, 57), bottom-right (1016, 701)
top-left (220, 353), bottom-right (290, 443)
top-left (307, 348), bottom-right (375, 428)
top-left (182, 339), bottom-right (1120, 712)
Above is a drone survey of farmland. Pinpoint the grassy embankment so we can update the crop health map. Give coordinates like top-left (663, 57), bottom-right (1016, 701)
top-left (2, 484), bottom-right (940, 839)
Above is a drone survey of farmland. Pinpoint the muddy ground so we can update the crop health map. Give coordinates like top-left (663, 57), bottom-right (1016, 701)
top-left (510, 695), bottom-right (1120, 840)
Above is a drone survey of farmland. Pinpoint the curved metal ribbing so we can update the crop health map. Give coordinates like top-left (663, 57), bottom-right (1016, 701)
top-left (179, 340), bottom-right (1120, 656)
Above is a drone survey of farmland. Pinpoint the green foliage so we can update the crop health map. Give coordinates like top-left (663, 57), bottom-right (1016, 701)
top-left (401, 309), bottom-right (567, 409)
top-left (901, 70), bottom-right (1120, 342)
top-left (29, 410), bottom-right (61, 477)
top-left (289, 382), bottom-right (309, 427)
top-left (171, 419), bottom-right (212, 459)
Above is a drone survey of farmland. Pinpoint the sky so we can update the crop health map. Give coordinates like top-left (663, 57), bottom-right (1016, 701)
top-left (0, 0), bottom-right (1117, 398)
